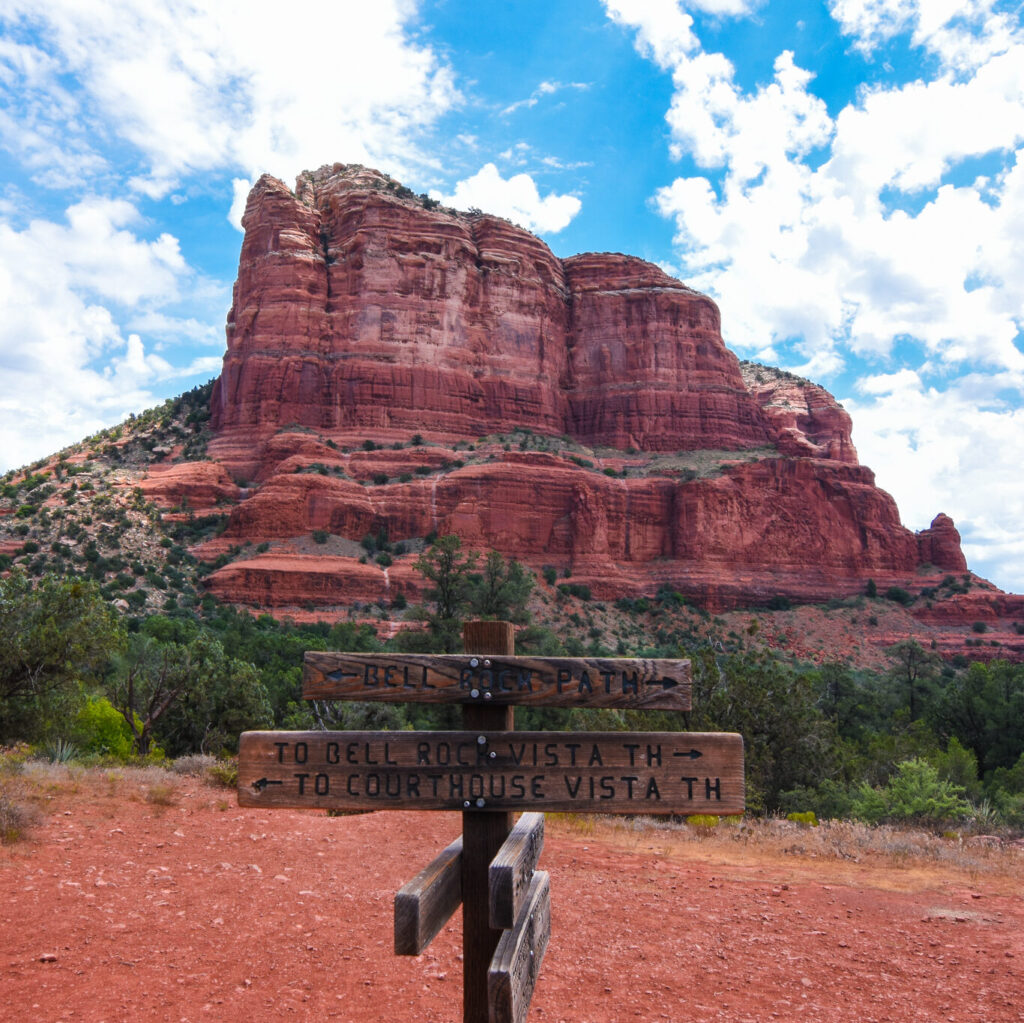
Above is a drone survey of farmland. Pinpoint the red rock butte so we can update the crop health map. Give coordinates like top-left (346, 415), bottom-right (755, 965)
top-left (149, 162), bottom-right (978, 613)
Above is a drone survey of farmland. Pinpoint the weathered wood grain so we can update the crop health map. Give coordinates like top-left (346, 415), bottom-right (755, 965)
top-left (237, 730), bottom-right (744, 815)
top-left (489, 813), bottom-right (544, 930)
top-left (394, 836), bottom-right (463, 956)
top-left (488, 871), bottom-right (551, 1023)
top-left (303, 653), bottom-right (691, 711)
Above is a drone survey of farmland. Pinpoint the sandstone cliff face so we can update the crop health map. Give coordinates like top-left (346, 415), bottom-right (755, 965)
top-left (915, 513), bottom-right (969, 573)
top-left (184, 163), bottom-right (976, 614)
top-left (739, 362), bottom-right (858, 464)
top-left (211, 165), bottom-right (770, 452)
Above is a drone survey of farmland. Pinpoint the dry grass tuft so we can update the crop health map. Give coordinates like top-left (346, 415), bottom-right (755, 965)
top-left (143, 780), bottom-right (178, 807)
top-left (0, 783), bottom-right (40, 844)
top-left (592, 814), bottom-right (1024, 886)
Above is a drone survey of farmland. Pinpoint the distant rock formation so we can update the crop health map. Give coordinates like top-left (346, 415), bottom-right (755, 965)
top-left (155, 163), bottom-right (972, 611)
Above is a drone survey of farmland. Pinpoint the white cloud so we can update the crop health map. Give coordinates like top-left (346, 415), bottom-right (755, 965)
top-left (688, 0), bottom-right (759, 12)
top-left (845, 372), bottom-right (1024, 592)
top-left (829, 0), bottom-right (1018, 68)
top-left (610, 0), bottom-right (1024, 592)
top-left (603, 0), bottom-right (701, 68)
top-left (0, 0), bottom-right (459, 200)
top-left (432, 163), bottom-right (582, 234)
top-left (0, 200), bottom-right (200, 472)
top-left (501, 80), bottom-right (590, 116)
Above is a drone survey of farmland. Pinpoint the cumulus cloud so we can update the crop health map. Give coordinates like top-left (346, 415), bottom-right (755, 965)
top-left (0, 200), bottom-right (205, 472)
top-left (608, 0), bottom-right (1024, 591)
top-left (845, 372), bottom-right (1024, 592)
top-left (0, 0), bottom-right (459, 199)
top-left (433, 164), bottom-right (582, 234)
top-left (829, 0), bottom-right (1018, 67)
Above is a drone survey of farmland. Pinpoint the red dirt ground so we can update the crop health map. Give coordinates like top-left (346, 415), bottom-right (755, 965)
top-left (2, 771), bottom-right (1022, 1022)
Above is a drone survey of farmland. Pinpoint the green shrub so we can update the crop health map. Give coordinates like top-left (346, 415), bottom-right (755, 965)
top-left (851, 759), bottom-right (971, 828)
top-left (206, 760), bottom-right (238, 788)
top-left (785, 811), bottom-right (819, 827)
top-left (971, 620), bottom-right (987, 634)
top-left (312, 529), bottom-right (329, 544)
top-left (73, 696), bottom-right (135, 759)
top-left (885, 586), bottom-right (914, 606)
top-left (542, 566), bottom-right (557, 586)
top-left (686, 814), bottom-right (719, 829)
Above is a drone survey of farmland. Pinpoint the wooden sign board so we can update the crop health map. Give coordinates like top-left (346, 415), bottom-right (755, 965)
top-left (303, 653), bottom-right (691, 711)
top-left (489, 813), bottom-right (544, 930)
top-left (394, 836), bottom-right (463, 956)
top-left (488, 870), bottom-right (551, 1023)
top-left (238, 730), bottom-right (743, 815)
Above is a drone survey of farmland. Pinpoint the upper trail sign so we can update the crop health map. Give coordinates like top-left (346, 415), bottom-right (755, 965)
top-left (303, 653), bottom-right (691, 711)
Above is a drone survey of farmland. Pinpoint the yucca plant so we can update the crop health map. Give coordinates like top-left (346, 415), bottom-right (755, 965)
top-left (42, 738), bottom-right (79, 764)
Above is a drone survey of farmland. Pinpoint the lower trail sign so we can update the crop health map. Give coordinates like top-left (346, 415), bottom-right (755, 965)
top-left (238, 621), bottom-right (744, 1022)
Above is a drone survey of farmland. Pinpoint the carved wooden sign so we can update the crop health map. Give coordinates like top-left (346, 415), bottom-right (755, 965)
top-left (489, 813), bottom-right (544, 930)
top-left (488, 870), bottom-right (551, 1023)
top-left (394, 835), bottom-right (463, 956)
top-left (303, 653), bottom-right (691, 711)
top-left (238, 730), bottom-right (744, 815)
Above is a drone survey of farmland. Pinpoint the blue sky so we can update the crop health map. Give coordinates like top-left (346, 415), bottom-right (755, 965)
top-left (1, 0), bottom-right (1022, 592)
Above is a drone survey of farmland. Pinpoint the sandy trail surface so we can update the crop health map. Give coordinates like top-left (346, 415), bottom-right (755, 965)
top-left (2, 770), bottom-right (1022, 1022)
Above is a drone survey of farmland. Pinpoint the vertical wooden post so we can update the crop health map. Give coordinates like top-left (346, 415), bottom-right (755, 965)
top-left (461, 620), bottom-right (515, 1023)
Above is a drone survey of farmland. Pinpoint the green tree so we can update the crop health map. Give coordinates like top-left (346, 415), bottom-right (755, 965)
top-left (0, 570), bottom-right (124, 741)
top-left (107, 634), bottom-right (191, 756)
top-left (687, 649), bottom-right (840, 812)
top-left (107, 631), bottom-right (272, 756)
top-left (412, 535), bottom-right (477, 651)
top-left (933, 659), bottom-right (1024, 776)
top-left (886, 640), bottom-right (941, 722)
top-left (469, 551), bottom-right (534, 623)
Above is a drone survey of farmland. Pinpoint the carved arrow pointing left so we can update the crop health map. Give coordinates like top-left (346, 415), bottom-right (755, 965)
top-left (252, 778), bottom-right (284, 791)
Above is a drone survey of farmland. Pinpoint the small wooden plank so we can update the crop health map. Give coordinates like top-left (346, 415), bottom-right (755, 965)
top-left (489, 813), bottom-right (545, 930)
top-left (237, 731), bottom-right (744, 815)
top-left (488, 871), bottom-right (551, 1023)
top-left (303, 653), bottom-right (691, 711)
top-left (394, 836), bottom-right (463, 955)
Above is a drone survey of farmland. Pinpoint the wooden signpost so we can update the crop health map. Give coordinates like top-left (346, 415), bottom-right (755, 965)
top-left (238, 622), bottom-right (744, 1023)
